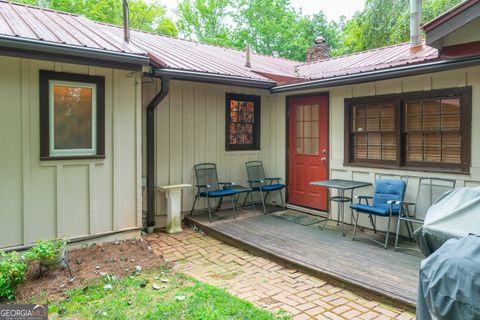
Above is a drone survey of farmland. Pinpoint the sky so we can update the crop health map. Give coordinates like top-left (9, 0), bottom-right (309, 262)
top-left (159, 0), bottom-right (366, 21)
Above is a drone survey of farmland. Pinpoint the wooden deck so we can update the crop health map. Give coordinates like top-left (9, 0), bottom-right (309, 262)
top-left (185, 209), bottom-right (422, 310)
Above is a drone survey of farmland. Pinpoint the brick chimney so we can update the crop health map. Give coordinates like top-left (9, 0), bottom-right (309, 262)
top-left (306, 37), bottom-right (330, 63)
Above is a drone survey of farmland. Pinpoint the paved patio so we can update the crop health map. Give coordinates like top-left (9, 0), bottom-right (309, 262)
top-left (146, 228), bottom-right (415, 319)
top-left (186, 209), bottom-right (421, 307)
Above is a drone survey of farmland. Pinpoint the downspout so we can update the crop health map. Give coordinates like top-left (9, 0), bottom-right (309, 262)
top-left (146, 75), bottom-right (170, 232)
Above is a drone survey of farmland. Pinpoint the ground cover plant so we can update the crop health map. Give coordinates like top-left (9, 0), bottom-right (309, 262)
top-left (34, 267), bottom-right (290, 320)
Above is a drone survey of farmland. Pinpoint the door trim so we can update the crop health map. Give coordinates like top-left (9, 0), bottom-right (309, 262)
top-left (285, 92), bottom-right (330, 206)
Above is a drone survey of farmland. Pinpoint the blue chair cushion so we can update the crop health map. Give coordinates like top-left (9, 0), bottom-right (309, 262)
top-left (252, 184), bottom-right (285, 192)
top-left (350, 179), bottom-right (406, 216)
top-left (199, 188), bottom-right (238, 198)
top-left (373, 179), bottom-right (406, 208)
top-left (350, 203), bottom-right (399, 216)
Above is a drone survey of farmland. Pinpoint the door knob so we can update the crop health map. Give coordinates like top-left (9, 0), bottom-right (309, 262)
top-left (322, 149), bottom-right (328, 154)
top-left (321, 157), bottom-right (327, 161)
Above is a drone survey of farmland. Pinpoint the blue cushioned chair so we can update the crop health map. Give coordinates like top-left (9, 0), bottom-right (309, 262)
top-left (350, 179), bottom-right (407, 249)
top-left (190, 163), bottom-right (238, 222)
top-left (244, 161), bottom-right (285, 214)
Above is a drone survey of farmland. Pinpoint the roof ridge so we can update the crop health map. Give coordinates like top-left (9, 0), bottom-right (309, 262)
top-left (296, 42), bottom-right (413, 67)
top-left (2, 0), bottom-right (80, 17)
top-left (93, 20), bottom-right (301, 64)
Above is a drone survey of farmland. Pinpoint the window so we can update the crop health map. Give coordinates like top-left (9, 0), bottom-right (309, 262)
top-left (40, 71), bottom-right (105, 160)
top-left (351, 102), bottom-right (397, 162)
top-left (295, 104), bottom-right (320, 155)
top-left (225, 93), bottom-right (261, 151)
top-left (345, 87), bottom-right (471, 172)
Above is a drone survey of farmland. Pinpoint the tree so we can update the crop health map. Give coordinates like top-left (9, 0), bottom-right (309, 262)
top-left (12, 0), bottom-right (177, 37)
top-left (176, 0), bottom-right (233, 46)
top-left (336, 0), bottom-right (463, 56)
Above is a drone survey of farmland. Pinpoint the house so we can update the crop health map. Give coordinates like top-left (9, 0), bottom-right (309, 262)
top-left (0, 1), bottom-right (148, 249)
top-left (1, 0), bottom-right (479, 250)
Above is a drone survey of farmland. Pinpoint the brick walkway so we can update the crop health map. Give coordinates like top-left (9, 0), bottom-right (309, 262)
top-left (146, 228), bottom-right (415, 320)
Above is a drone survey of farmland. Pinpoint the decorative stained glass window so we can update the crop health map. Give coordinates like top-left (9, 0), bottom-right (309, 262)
top-left (225, 93), bottom-right (260, 151)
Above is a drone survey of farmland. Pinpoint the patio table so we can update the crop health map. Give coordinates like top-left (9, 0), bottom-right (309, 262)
top-left (310, 179), bottom-right (372, 236)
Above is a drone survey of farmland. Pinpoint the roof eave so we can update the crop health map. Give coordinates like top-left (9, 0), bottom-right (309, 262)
top-left (152, 68), bottom-right (276, 89)
top-left (0, 35), bottom-right (149, 70)
top-left (271, 56), bottom-right (480, 93)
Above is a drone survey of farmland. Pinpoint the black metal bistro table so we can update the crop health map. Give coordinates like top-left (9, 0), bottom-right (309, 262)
top-left (310, 179), bottom-right (372, 236)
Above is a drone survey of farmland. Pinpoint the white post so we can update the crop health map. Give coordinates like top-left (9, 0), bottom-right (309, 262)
top-left (158, 184), bottom-right (192, 234)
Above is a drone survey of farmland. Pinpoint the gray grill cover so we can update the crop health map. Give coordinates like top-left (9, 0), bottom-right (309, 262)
top-left (416, 235), bottom-right (480, 320)
top-left (414, 187), bottom-right (480, 256)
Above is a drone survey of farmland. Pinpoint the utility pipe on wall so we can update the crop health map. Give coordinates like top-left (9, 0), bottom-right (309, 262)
top-left (410, 0), bottom-right (423, 49)
top-left (146, 76), bottom-right (170, 230)
top-left (122, 0), bottom-right (130, 43)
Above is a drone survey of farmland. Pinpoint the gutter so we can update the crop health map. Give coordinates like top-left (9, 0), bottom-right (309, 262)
top-left (154, 68), bottom-right (275, 89)
top-left (0, 35), bottom-right (149, 68)
top-left (271, 56), bottom-right (480, 93)
top-left (146, 75), bottom-right (170, 230)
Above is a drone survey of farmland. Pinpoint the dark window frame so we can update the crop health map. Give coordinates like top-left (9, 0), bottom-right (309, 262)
top-left (344, 87), bottom-right (472, 173)
top-left (39, 70), bottom-right (105, 160)
top-left (225, 93), bottom-right (261, 151)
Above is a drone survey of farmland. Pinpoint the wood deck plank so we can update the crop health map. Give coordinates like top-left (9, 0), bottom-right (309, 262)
top-left (186, 211), bottom-right (421, 308)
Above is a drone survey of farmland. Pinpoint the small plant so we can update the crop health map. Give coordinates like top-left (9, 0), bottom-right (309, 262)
top-left (31, 239), bottom-right (67, 271)
top-left (0, 251), bottom-right (28, 300)
top-left (31, 239), bottom-right (66, 260)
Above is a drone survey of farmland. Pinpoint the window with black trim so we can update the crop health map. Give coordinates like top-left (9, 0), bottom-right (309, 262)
top-left (40, 71), bottom-right (105, 160)
top-left (225, 93), bottom-right (261, 151)
top-left (345, 87), bottom-right (471, 172)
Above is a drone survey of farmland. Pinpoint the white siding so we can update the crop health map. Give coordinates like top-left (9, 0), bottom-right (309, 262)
top-left (0, 56), bottom-right (142, 249)
top-left (270, 66), bottom-right (480, 234)
top-left (142, 79), bottom-right (285, 226)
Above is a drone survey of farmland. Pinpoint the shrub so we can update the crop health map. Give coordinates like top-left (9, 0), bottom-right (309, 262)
top-left (0, 251), bottom-right (28, 300)
top-left (30, 239), bottom-right (66, 260)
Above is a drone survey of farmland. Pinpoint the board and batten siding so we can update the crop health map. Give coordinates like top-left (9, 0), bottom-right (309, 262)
top-left (271, 65), bottom-right (480, 234)
top-left (0, 56), bottom-right (142, 249)
top-left (142, 79), bottom-right (286, 226)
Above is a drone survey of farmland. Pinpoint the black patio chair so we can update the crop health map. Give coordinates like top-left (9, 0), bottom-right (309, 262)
top-left (244, 161), bottom-right (285, 214)
top-left (394, 178), bottom-right (456, 251)
top-left (190, 163), bottom-right (239, 222)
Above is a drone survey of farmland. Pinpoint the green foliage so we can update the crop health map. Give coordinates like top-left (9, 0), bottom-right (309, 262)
top-left (11, 0), bottom-right (464, 59)
top-left (30, 239), bottom-right (66, 260)
top-left (0, 251), bottom-right (28, 300)
top-left (336, 0), bottom-right (463, 55)
top-left (47, 268), bottom-right (289, 319)
top-left (12, 0), bottom-right (177, 36)
top-left (176, 0), bottom-right (233, 47)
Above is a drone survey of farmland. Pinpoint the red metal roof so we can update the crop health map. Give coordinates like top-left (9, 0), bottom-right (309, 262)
top-left (0, 1), bottom-right (444, 86)
top-left (0, 1), bottom-right (146, 56)
top-left (296, 43), bottom-right (439, 80)
top-left (99, 23), bottom-right (300, 82)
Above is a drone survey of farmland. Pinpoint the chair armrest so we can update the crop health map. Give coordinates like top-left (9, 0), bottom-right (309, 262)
top-left (396, 201), bottom-right (415, 206)
top-left (266, 177), bottom-right (281, 184)
top-left (248, 179), bottom-right (264, 186)
top-left (355, 195), bottom-right (372, 204)
top-left (219, 182), bottom-right (235, 189)
top-left (196, 184), bottom-right (210, 188)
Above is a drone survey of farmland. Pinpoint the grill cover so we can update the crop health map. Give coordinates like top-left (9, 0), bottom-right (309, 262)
top-left (416, 235), bottom-right (480, 320)
top-left (414, 187), bottom-right (480, 256)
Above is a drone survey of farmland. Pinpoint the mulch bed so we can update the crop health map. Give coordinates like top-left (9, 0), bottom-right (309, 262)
top-left (15, 237), bottom-right (164, 302)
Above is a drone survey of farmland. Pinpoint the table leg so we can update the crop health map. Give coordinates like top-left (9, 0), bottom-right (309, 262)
top-left (339, 189), bottom-right (345, 237)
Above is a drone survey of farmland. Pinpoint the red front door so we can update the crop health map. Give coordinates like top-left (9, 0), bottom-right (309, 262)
top-left (287, 95), bottom-right (329, 211)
